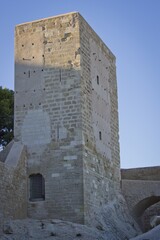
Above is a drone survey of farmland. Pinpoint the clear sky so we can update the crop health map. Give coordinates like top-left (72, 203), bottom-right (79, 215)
top-left (1, 0), bottom-right (160, 168)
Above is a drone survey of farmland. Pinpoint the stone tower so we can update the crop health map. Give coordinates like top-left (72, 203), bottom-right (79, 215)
top-left (14, 12), bottom-right (120, 224)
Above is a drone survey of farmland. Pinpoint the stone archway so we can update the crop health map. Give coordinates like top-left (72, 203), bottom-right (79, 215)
top-left (141, 200), bottom-right (160, 232)
top-left (132, 196), bottom-right (160, 231)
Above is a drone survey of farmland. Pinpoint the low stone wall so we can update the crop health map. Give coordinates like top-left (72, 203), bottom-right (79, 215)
top-left (121, 167), bottom-right (160, 232)
top-left (121, 167), bottom-right (160, 181)
top-left (0, 142), bottom-right (27, 234)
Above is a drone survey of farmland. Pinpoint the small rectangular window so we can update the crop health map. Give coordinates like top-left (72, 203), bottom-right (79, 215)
top-left (99, 131), bottom-right (102, 140)
top-left (29, 174), bottom-right (45, 201)
top-left (97, 75), bottom-right (99, 85)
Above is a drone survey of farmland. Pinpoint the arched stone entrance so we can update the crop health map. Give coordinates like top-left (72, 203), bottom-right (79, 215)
top-left (132, 196), bottom-right (160, 231)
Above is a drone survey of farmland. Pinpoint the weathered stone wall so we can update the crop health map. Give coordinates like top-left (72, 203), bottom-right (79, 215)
top-left (121, 167), bottom-right (160, 232)
top-left (79, 14), bottom-right (120, 224)
top-left (15, 12), bottom-right (84, 223)
top-left (121, 167), bottom-right (160, 181)
top-left (15, 12), bottom-right (120, 224)
top-left (122, 179), bottom-right (160, 211)
top-left (121, 168), bottom-right (160, 211)
top-left (0, 142), bottom-right (27, 234)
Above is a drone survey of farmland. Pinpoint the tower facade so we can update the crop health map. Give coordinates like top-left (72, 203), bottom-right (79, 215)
top-left (14, 12), bottom-right (120, 224)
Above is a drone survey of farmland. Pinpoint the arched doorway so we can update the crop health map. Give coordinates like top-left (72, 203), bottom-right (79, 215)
top-left (132, 196), bottom-right (160, 231)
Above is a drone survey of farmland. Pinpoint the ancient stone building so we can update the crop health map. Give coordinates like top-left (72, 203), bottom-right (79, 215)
top-left (14, 12), bottom-right (120, 224)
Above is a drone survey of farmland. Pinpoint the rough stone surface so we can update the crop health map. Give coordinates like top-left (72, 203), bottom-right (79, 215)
top-left (3, 221), bottom-right (14, 234)
top-left (14, 12), bottom-right (120, 224)
top-left (150, 215), bottom-right (160, 228)
top-left (121, 167), bottom-right (160, 232)
top-left (122, 179), bottom-right (160, 212)
top-left (131, 225), bottom-right (160, 240)
top-left (0, 194), bottom-right (141, 240)
top-left (121, 167), bottom-right (160, 181)
top-left (141, 201), bottom-right (160, 231)
top-left (0, 12), bottom-right (152, 240)
top-left (0, 219), bottom-right (107, 240)
top-left (0, 141), bottom-right (27, 234)
top-left (3, 217), bottom-right (160, 240)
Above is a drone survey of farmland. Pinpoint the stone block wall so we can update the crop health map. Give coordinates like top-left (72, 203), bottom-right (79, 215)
top-left (15, 12), bottom-right (84, 223)
top-left (79, 14), bottom-right (120, 224)
top-left (121, 167), bottom-right (160, 232)
top-left (14, 12), bottom-right (120, 224)
top-left (121, 167), bottom-right (160, 181)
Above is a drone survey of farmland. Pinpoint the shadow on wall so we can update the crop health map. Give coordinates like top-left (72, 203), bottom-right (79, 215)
top-left (14, 62), bottom-right (82, 145)
top-left (14, 59), bottom-right (117, 222)
top-left (14, 61), bottom-right (113, 159)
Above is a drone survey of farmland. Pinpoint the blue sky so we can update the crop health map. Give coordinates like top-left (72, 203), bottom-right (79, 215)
top-left (1, 0), bottom-right (160, 168)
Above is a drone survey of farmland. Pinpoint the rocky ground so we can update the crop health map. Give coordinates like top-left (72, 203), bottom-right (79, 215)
top-left (0, 218), bottom-right (159, 240)
top-left (0, 194), bottom-right (142, 240)
top-left (131, 225), bottom-right (160, 240)
top-left (0, 219), bottom-right (107, 240)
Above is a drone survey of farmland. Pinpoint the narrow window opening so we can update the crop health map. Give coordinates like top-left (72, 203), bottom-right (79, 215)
top-left (97, 75), bottom-right (99, 85)
top-left (59, 69), bottom-right (61, 82)
top-left (57, 126), bottom-right (59, 140)
top-left (29, 174), bottom-right (45, 201)
top-left (99, 131), bottom-right (102, 140)
top-left (32, 43), bottom-right (34, 45)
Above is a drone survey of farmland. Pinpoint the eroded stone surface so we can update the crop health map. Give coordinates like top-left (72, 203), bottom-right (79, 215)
top-left (0, 12), bottom-right (142, 240)
top-left (14, 12), bottom-right (120, 224)
top-left (0, 195), bottom-right (141, 240)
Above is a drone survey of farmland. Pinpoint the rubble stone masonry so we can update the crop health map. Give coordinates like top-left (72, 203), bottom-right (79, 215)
top-left (0, 142), bottom-right (27, 233)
